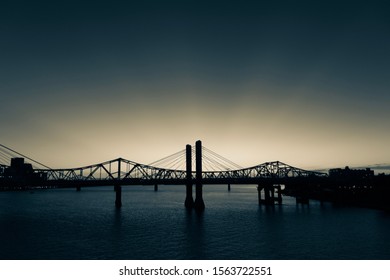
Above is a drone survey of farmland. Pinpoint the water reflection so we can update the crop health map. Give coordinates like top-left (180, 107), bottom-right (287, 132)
top-left (1, 186), bottom-right (390, 259)
top-left (183, 209), bottom-right (205, 259)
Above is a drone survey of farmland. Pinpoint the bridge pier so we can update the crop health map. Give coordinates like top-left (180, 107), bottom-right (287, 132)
top-left (257, 185), bottom-right (262, 204)
top-left (154, 184), bottom-right (158, 191)
top-left (115, 185), bottom-right (122, 208)
top-left (296, 197), bottom-right (309, 204)
top-left (276, 184), bottom-right (282, 204)
top-left (264, 184), bottom-right (272, 205)
top-left (194, 140), bottom-right (205, 211)
top-left (290, 183), bottom-right (310, 204)
top-left (185, 184), bottom-right (194, 208)
top-left (115, 158), bottom-right (122, 208)
top-left (185, 144), bottom-right (194, 208)
top-left (76, 186), bottom-right (81, 191)
top-left (257, 184), bottom-right (282, 205)
top-left (194, 183), bottom-right (205, 210)
top-left (228, 184), bottom-right (231, 191)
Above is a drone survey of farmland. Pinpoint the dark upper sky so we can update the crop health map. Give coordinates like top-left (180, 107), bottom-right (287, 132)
top-left (1, 0), bottom-right (389, 169)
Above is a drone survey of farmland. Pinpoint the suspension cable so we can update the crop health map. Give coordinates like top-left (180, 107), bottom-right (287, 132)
top-left (202, 146), bottom-right (243, 169)
top-left (148, 148), bottom-right (187, 170)
top-left (0, 144), bottom-right (52, 169)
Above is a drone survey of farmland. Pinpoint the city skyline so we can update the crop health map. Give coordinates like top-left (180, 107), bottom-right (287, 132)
top-left (1, 0), bottom-right (389, 170)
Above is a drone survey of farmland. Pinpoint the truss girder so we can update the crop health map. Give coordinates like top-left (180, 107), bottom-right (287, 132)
top-left (33, 159), bottom-right (326, 185)
top-left (34, 158), bottom-right (193, 183)
top-left (202, 161), bottom-right (326, 180)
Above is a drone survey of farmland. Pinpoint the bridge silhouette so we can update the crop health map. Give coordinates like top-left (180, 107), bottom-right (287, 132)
top-left (0, 140), bottom-right (331, 210)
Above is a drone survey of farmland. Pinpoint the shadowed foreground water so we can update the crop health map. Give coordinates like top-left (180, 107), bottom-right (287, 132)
top-left (1, 185), bottom-right (390, 260)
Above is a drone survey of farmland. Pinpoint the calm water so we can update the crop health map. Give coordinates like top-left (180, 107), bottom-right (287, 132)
top-left (1, 185), bottom-right (390, 260)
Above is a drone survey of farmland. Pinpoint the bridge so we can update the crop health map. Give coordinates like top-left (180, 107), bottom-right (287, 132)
top-left (0, 141), bottom-right (331, 210)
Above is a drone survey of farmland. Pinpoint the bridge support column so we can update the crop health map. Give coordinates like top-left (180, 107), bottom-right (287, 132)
top-left (194, 140), bottom-right (205, 211)
top-left (76, 186), bottom-right (81, 191)
top-left (185, 184), bottom-right (194, 208)
top-left (184, 144), bottom-right (194, 208)
top-left (263, 184), bottom-right (275, 205)
top-left (276, 184), bottom-right (282, 204)
top-left (294, 183), bottom-right (309, 204)
top-left (154, 184), bottom-right (158, 191)
top-left (258, 184), bottom-right (276, 205)
top-left (296, 197), bottom-right (309, 204)
top-left (257, 185), bottom-right (262, 205)
top-left (228, 184), bottom-right (231, 191)
top-left (115, 185), bottom-right (122, 208)
top-left (115, 158), bottom-right (122, 208)
top-left (264, 185), bottom-right (271, 205)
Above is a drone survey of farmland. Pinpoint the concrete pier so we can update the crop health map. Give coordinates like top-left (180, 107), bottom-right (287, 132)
top-left (115, 158), bottom-right (122, 208)
top-left (257, 185), bottom-right (262, 204)
top-left (264, 184), bottom-right (271, 204)
top-left (257, 184), bottom-right (283, 205)
top-left (115, 185), bottom-right (122, 208)
top-left (296, 196), bottom-right (309, 204)
top-left (276, 184), bottom-right (282, 204)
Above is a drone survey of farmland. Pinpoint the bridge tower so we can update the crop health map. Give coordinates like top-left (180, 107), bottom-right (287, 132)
top-left (194, 140), bottom-right (205, 211)
top-left (184, 144), bottom-right (194, 208)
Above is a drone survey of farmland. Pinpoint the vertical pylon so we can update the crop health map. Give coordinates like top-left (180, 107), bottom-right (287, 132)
top-left (194, 140), bottom-right (205, 211)
top-left (185, 144), bottom-right (194, 208)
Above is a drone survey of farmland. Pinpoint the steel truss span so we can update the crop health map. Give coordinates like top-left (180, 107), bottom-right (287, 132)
top-left (36, 158), bottom-right (189, 184)
top-left (0, 142), bottom-right (326, 188)
top-left (0, 142), bottom-right (334, 210)
top-left (34, 158), bottom-right (326, 185)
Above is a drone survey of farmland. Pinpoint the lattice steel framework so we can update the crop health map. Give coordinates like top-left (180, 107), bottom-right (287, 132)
top-left (0, 142), bottom-right (327, 186)
top-left (32, 159), bottom-right (325, 183)
top-left (202, 161), bottom-right (326, 180)
top-left (35, 158), bottom-right (190, 181)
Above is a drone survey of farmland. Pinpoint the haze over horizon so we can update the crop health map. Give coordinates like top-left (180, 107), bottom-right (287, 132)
top-left (1, 0), bottom-right (389, 170)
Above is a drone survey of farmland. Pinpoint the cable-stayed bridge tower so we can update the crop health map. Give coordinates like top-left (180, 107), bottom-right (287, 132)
top-left (184, 144), bottom-right (194, 208)
top-left (194, 140), bottom-right (205, 211)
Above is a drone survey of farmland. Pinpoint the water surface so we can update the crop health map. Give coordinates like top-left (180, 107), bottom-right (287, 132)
top-left (0, 185), bottom-right (389, 259)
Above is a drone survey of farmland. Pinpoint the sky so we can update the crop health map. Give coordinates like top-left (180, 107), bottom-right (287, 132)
top-left (1, 0), bottom-right (389, 171)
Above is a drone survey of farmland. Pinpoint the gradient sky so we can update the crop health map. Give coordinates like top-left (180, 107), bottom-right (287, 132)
top-left (1, 0), bottom-right (389, 170)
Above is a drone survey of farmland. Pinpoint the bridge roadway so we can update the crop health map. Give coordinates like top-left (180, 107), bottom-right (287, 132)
top-left (32, 176), bottom-right (325, 188)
